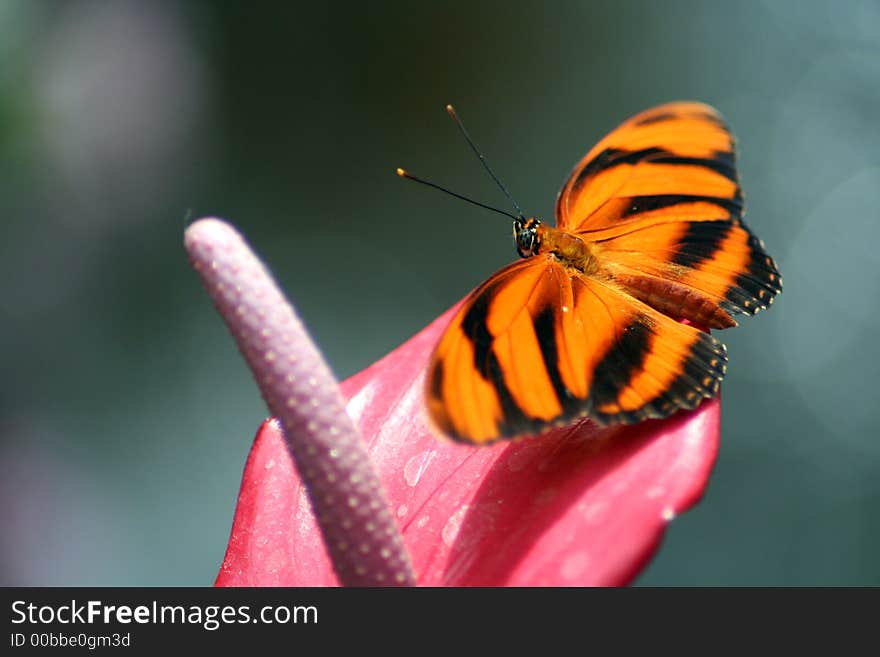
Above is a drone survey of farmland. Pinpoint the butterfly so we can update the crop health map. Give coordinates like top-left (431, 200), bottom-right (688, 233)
top-left (404, 102), bottom-right (781, 444)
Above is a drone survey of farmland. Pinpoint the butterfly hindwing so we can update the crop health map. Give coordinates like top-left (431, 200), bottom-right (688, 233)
top-left (595, 219), bottom-right (782, 326)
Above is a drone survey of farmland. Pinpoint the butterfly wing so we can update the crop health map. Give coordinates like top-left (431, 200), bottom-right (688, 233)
top-left (556, 101), bottom-right (741, 234)
top-left (426, 255), bottom-right (727, 444)
top-left (555, 102), bottom-right (780, 321)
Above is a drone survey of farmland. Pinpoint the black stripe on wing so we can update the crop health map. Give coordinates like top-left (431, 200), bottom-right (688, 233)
top-left (573, 146), bottom-right (739, 192)
top-left (672, 220), bottom-right (734, 268)
top-left (621, 194), bottom-right (742, 220)
top-left (589, 319), bottom-right (653, 421)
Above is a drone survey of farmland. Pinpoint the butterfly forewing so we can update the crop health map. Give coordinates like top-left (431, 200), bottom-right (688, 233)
top-left (556, 102), bottom-right (742, 234)
top-left (426, 257), bottom-right (728, 444)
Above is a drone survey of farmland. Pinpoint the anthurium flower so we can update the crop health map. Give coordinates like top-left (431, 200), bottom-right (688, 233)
top-left (187, 218), bottom-right (720, 587)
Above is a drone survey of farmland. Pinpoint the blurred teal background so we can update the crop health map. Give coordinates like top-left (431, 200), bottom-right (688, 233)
top-left (1, 0), bottom-right (878, 586)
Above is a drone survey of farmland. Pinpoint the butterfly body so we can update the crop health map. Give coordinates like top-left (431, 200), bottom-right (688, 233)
top-left (516, 219), bottom-right (596, 271)
top-left (421, 102), bottom-right (781, 444)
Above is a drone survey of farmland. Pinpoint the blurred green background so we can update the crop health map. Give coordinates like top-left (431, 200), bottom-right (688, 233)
top-left (1, 0), bottom-right (878, 586)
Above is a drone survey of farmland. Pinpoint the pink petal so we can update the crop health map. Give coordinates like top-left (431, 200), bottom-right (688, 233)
top-left (216, 305), bottom-right (720, 586)
top-left (215, 418), bottom-right (337, 586)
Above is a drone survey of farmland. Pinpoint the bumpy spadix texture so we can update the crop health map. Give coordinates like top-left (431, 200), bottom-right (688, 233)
top-left (185, 218), bottom-right (415, 586)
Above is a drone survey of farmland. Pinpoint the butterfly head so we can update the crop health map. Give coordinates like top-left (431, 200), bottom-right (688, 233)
top-left (514, 217), bottom-right (542, 258)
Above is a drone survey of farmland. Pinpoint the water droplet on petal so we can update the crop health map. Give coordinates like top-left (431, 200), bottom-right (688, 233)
top-left (442, 505), bottom-right (469, 547)
top-left (404, 450), bottom-right (435, 487)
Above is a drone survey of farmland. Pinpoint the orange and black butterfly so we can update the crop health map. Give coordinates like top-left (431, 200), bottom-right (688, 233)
top-left (400, 102), bottom-right (781, 444)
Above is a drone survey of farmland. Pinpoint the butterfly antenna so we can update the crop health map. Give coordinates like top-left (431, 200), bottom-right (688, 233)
top-left (446, 104), bottom-right (525, 220)
top-left (396, 168), bottom-right (519, 221)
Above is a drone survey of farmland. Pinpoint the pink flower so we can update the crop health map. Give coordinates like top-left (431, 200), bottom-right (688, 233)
top-left (187, 218), bottom-right (720, 587)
